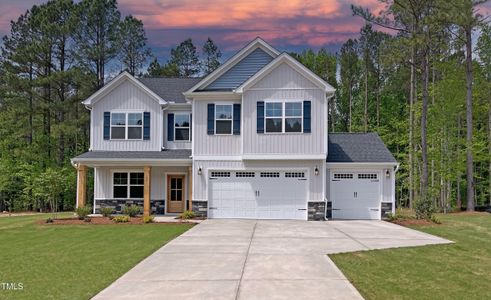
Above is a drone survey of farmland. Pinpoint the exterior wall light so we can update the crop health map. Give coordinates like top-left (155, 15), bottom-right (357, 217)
top-left (385, 169), bottom-right (391, 178)
top-left (198, 167), bottom-right (202, 175)
top-left (314, 167), bottom-right (319, 176)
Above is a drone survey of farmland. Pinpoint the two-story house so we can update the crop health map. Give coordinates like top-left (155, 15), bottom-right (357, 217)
top-left (72, 38), bottom-right (398, 220)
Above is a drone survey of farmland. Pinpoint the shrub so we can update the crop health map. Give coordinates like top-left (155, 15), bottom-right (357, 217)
top-left (179, 210), bottom-right (196, 220)
top-left (122, 205), bottom-right (141, 217)
top-left (430, 215), bottom-right (441, 224)
top-left (100, 207), bottom-right (113, 217)
top-left (75, 206), bottom-right (92, 220)
top-left (45, 217), bottom-right (53, 223)
top-left (143, 215), bottom-right (154, 223)
top-left (84, 216), bottom-right (91, 223)
top-left (112, 215), bottom-right (130, 223)
top-left (414, 198), bottom-right (435, 220)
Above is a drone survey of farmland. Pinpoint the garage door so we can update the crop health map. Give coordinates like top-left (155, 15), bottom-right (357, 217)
top-left (208, 170), bottom-right (308, 220)
top-left (330, 171), bottom-right (381, 220)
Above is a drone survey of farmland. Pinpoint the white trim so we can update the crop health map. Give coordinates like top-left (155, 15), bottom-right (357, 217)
top-left (83, 72), bottom-right (167, 106)
top-left (76, 166), bottom-right (80, 208)
top-left (242, 154), bottom-right (326, 160)
top-left (326, 162), bottom-right (398, 168)
top-left (235, 53), bottom-right (336, 93)
top-left (71, 159), bottom-right (192, 168)
top-left (93, 167), bottom-right (97, 213)
top-left (184, 38), bottom-right (280, 95)
top-left (193, 155), bottom-right (242, 161)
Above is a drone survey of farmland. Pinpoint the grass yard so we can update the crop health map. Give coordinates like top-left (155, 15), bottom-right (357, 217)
top-left (0, 213), bottom-right (193, 300)
top-left (331, 212), bottom-right (491, 300)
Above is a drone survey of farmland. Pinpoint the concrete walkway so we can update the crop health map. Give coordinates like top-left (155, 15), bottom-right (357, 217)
top-left (93, 220), bottom-right (452, 300)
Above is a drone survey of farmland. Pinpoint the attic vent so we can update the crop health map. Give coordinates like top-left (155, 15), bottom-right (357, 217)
top-left (260, 172), bottom-right (280, 178)
top-left (211, 171), bottom-right (230, 178)
top-left (358, 173), bottom-right (377, 179)
top-left (236, 172), bottom-right (255, 177)
top-left (285, 172), bottom-right (305, 178)
top-left (334, 173), bottom-right (353, 179)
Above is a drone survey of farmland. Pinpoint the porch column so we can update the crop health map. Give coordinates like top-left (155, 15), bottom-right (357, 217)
top-left (188, 166), bottom-right (193, 211)
top-left (76, 165), bottom-right (87, 208)
top-left (143, 166), bottom-right (152, 216)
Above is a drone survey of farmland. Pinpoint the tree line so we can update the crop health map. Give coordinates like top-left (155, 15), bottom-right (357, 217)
top-left (0, 0), bottom-right (489, 213)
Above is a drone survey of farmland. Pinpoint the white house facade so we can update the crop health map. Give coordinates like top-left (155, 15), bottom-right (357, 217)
top-left (72, 38), bottom-right (398, 220)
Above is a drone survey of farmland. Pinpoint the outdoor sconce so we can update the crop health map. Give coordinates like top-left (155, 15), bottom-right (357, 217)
top-left (314, 166), bottom-right (319, 176)
top-left (385, 169), bottom-right (390, 178)
top-left (198, 167), bottom-right (202, 175)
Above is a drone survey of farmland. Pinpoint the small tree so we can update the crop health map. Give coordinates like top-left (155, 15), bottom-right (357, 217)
top-left (202, 37), bottom-right (221, 75)
top-left (29, 168), bottom-right (66, 219)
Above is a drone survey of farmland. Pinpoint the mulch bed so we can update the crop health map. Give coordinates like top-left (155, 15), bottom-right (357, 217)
top-left (37, 217), bottom-right (197, 225)
top-left (390, 219), bottom-right (437, 226)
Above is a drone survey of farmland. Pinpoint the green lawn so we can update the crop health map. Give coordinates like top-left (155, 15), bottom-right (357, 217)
top-left (0, 213), bottom-right (193, 300)
top-left (330, 213), bottom-right (491, 300)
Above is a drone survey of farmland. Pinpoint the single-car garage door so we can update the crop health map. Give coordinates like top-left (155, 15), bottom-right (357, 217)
top-left (330, 171), bottom-right (381, 220)
top-left (208, 170), bottom-right (308, 220)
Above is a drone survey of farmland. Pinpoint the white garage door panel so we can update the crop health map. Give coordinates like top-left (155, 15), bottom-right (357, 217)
top-left (331, 172), bottom-right (381, 220)
top-left (209, 171), bottom-right (308, 220)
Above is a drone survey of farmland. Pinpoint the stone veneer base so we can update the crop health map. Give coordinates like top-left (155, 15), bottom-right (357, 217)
top-left (95, 199), bottom-right (165, 215)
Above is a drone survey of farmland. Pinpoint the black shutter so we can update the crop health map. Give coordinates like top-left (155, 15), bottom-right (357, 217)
top-left (103, 112), bottom-right (110, 140)
top-left (233, 104), bottom-right (241, 135)
top-left (256, 101), bottom-right (264, 133)
top-left (167, 113), bottom-right (174, 141)
top-left (303, 101), bottom-right (311, 133)
top-left (207, 104), bottom-right (215, 135)
top-left (143, 112), bottom-right (150, 140)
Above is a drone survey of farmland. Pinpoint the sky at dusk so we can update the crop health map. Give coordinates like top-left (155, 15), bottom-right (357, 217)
top-left (1, 0), bottom-right (491, 64)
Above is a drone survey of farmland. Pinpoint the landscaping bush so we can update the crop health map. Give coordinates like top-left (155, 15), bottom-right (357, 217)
top-left (100, 207), bottom-right (113, 217)
top-left (75, 206), bottom-right (92, 220)
top-left (414, 198), bottom-right (435, 220)
top-left (84, 216), bottom-right (92, 223)
top-left (122, 205), bottom-right (141, 217)
top-left (112, 215), bottom-right (130, 223)
top-left (45, 217), bottom-right (53, 223)
top-left (179, 210), bottom-right (196, 220)
top-left (143, 215), bottom-right (154, 223)
top-left (430, 215), bottom-right (441, 224)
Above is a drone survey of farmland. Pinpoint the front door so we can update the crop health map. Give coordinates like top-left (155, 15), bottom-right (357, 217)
top-left (167, 175), bottom-right (185, 213)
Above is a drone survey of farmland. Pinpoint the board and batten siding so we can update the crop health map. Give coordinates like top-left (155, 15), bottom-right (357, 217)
top-left (91, 79), bottom-right (162, 151)
top-left (192, 160), bottom-right (325, 202)
top-left (242, 63), bottom-right (327, 155)
top-left (163, 108), bottom-right (192, 150)
top-left (94, 166), bottom-right (189, 201)
top-left (192, 99), bottom-right (241, 156)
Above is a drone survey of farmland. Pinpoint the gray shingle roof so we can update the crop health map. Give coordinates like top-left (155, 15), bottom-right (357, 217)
top-left (327, 133), bottom-right (396, 163)
top-left (138, 77), bottom-right (201, 103)
top-left (73, 150), bottom-right (192, 161)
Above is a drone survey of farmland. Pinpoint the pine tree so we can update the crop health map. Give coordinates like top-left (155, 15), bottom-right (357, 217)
top-left (117, 16), bottom-right (151, 75)
top-left (169, 38), bottom-right (200, 77)
top-left (202, 37), bottom-right (221, 75)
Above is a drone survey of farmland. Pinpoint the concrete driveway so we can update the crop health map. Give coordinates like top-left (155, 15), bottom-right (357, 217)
top-left (94, 220), bottom-right (451, 300)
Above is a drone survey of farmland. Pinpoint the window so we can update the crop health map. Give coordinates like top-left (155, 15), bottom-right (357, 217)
top-left (174, 114), bottom-right (190, 141)
top-left (260, 172), bottom-right (280, 178)
top-left (113, 172), bottom-right (144, 198)
top-left (110, 112), bottom-right (142, 140)
top-left (285, 102), bottom-right (302, 132)
top-left (334, 173), bottom-right (353, 179)
top-left (215, 105), bottom-right (232, 134)
top-left (285, 172), bottom-right (305, 178)
top-left (265, 101), bottom-right (302, 133)
top-left (358, 173), bottom-right (378, 179)
top-left (211, 171), bottom-right (231, 177)
top-left (236, 172), bottom-right (255, 177)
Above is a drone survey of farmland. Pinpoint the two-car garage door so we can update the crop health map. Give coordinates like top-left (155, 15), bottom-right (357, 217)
top-left (208, 170), bottom-right (308, 220)
top-left (330, 171), bottom-right (381, 220)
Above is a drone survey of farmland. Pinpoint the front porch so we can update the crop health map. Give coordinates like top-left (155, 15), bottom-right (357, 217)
top-left (72, 150), bottom-right (193, 217)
